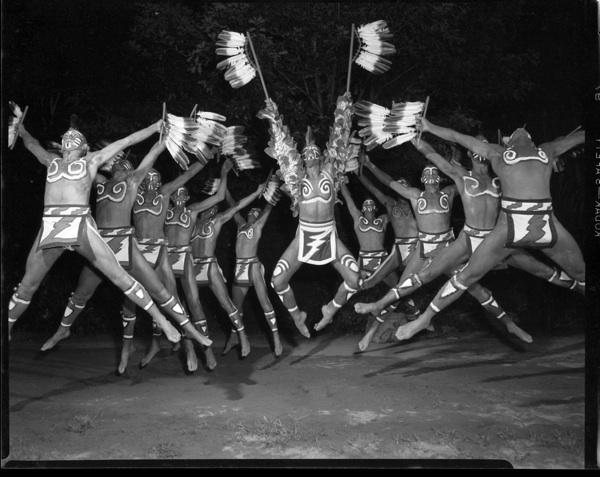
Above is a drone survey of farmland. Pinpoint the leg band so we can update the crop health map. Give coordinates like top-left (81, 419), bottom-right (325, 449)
top-left (265, 310), bottom-right (277, 331)
top-left (429, 302), bottom-right (440, 313)
top-left (332, 299), bottom-right (343, 309)
top-left (158, 295), bottom-right (188, 324)
top-left (124, 280), bottom-right (153, 311)
top-left (152, 321), bottom-right (162, 337)
top-left (121, 312), bottom-right (136, 340)
top-left (228, 308), bottom-right (244, 332)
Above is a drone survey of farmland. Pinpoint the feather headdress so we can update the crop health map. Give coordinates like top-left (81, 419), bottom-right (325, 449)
top-left (220, 126), bottom-right (260, 174)
top-left (354, 99), bottom-right (425, 150)
top-left (262, 171), bottom-right (283, 206)
top-left (163, 110), bottom-right (227, 169)
top-left (353, 20), bottom-right (396, 75)
top-left (8, 102), bottom-right (28, 149)
top-left (201, 178), bottom-right (221, 196)
top-left (216, 31), bottom-right (257, 89)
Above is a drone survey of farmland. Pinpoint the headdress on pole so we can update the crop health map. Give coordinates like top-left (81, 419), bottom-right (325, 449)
top-left (354, 99), bottom-right (427, 150)
top-left (353, 20), bottom-right (396, 74)
top-left (220, 126), bottom-right (260, 174)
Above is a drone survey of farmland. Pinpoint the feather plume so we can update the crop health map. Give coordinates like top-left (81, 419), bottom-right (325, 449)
top-left (354, 20), bottom-right (396, 75)
top-left (215, 30), bottom-right (257, 89)
top-left (262, 173), bottom-right (282, 206)
top-left (8, 101), bottom-right (27, 149)
top-left (201, 178), bottom-right (221, 196)
top-left (354, 99), bottom-right (425, 150)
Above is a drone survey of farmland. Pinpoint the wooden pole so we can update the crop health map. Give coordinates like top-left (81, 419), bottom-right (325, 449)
top-left (159, 102), bottom-right (166, 143)
top-left (246, 31), bottom-right (270, 100)
top-left (566, 125), bottom-right (582, 136)
top-left (346, 24), bottom-right (355, 93)
top-left (10, 105), bottom-right (28, 150)
top-left (190, 104), bottom-right (198, 118)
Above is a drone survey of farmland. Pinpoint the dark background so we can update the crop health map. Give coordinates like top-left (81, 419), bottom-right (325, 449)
top-left (2, 0), bottom-right (593, 337)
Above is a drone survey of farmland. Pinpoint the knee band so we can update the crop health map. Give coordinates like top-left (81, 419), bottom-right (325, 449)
top-left (228, 308), bottom-right (244, 332)
top-left (193, 320), bottom-right (209, 336)
top-left (124, 280), bottom-right (153, 311)
top-left (120, 311), bottom-right (136, 340)
top-left (264, 310), bottom-right (277, 331)
top-left (440, 274), bottom-right (467, 299)
top-left (8, 291), bottom-right (31, 314)
top-left (341, 254), bottom-right (360, 273)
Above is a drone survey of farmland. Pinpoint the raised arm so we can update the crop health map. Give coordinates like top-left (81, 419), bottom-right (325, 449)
top-left (411, 138), bottom-right (465, 182)
top-left (340, 182), bottom-right (361, 221)
top-left (188, 160), bottom-right (232, 213)
top-left (131, 140), bottom-right (167, 187)
top-left (362, 154), bottom-right (420, 200)
top-left (89, 120), bottom-right (162, 169)
top-left (225, 188), bottom-right (246, 227)
top-left (217, 183), bottom-right (264, 224)
top-left (422, 118), bottom-right (502, 161)
top-left (18, 125), bottom-right (54, 167)
top-left (254, 204), bottom-right (273, 230)
top-left (357, 170), bottom-right (394, 209)
top-left (539, 130), bottom-right (585, 159)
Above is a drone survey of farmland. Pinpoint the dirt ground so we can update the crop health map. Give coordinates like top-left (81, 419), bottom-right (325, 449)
top-left (5, 326), bottom-right (584, 468)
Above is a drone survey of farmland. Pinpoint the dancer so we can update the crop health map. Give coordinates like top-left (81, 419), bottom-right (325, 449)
top-left (40, 140), bottom-right (212, 375)
top-left (8, 117), bottom-right (180, 345)
top-left (224, 189), bottom-right (282, 357)
top-left (257, 93), bottom-right (361, 336)
top-left (339, 181), bottom-right (389, 280)
top-left (190, 181), bottom-right (266, 359)
top-left (144, 160), bottom-right (230, 371)
top-left (355, 138), bottom-right (533, 348)
top-left (394, 119), bottom-right (585, 341)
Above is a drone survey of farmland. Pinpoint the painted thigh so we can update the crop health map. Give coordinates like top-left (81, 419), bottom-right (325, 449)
top-left (362, 247), bottom-right (401, 288)
top-left (332, 238), bottom-right (360, 287)
top-left (129, 245), bottom-right (169, 300)
top-left (19, 228), bottom-right (65, 293)
top-left (539, 215), bottom-right (585, 281)
top-left (271, 237), bottom-right (303, 288)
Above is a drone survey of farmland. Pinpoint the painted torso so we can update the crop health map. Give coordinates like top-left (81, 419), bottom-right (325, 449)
top-left (411, 189), bottom-right (453, 234)
top-left (191, 217), bottom-right (222, 258)
top-left (165, 205), bottom-right (194, 247)
top-left (298, 168), bottom-right (335, 222)
top-left (44, 156), bottom-right (93, 206)
top-left (354, 214), bottom-right (387, 251)
top-left (132, 190), bottom-right (168, 239)
top-left (236, 222), bottom-right (262, 258)
top-left (459, 171), bottom-right (501, 229)
top-left (95, 178), bottom-right (137, 227)
top-left (388, 200), bottom-right (418, 238)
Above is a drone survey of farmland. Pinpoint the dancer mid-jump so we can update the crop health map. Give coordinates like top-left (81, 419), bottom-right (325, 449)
top-left (8, 116), bottom-right (180, 345)
top-left (394, 119), bottom-right (585, 341)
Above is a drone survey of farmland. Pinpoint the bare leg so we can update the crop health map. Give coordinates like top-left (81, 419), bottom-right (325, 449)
top-left (117, 298), bottom-right (137, 375)
top-left (315, 240), bottom-right (361, 331)
top-left (252, 263), bottom-right (282, 356)
top-left (41, 265), bottom-right (103, 351)
top-left (270, 238), bottom-right (309, 337)
top-left (396, 222), bottom-right (512, 342)
top-left (361, 246), bottom-right (401, 290)
top-left (223, 284), bottom-right (250, 355)
top-left (208, 263), bottom-right (251, 358)
top-left (8, 228), bottom-right (64, 341)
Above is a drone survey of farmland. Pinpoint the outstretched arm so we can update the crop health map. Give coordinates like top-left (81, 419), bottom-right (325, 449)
top-left (162, 160), bottom-right (213, 197)
top-left (340, 183), bottom-right (361, 221)
top-left (422, 118), bottom-right (502, 160)
top-left (225, 188), bottom-right (246, 227)
top-left (254, 204), bottom-right (273, 230)
top-left (18, 125), bottom-right (54, 167)
top-left (540, 130), bottom-right (585, 159)
top-left (188, 160), bottom-right (233, 213)
top-left (217, 184), bottom-right (264, 224)
top-left (412, 138), bottom-right (465, 182)
top-left (131, 140), bottom-right (167, 187)
top-left (89, 120), bottom-right (162, 169)
top-left (357, 170), bottom-right (394, 209)
top-left (362, 154), bottom-right (420, 200)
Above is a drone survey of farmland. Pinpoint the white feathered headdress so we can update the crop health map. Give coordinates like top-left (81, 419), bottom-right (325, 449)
top-left (215, 31), bottom-right (257, 89)
top-left (262, 170), bottom-right (282, 206)
top-left (354, 99), bottom-right (426, 150)
top-left (220, 126), bottom-right (260, 174)
top-left (353, 20), bottom-right (396, 75)
top-left (8, 102), bottom-right (28, 150)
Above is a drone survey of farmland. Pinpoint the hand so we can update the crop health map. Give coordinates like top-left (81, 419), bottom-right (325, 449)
top-left (257, 181), bottom-right (267, 194)
top-left (418, 117), bottom-right (431, 133)
top-left (221, 158), bottom-right (233, 175)
top-left (155, 119), bottom-right (165, 133)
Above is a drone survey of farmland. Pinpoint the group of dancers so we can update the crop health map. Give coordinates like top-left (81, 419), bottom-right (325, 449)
top-left (7, 76), bottom-right (585, 376)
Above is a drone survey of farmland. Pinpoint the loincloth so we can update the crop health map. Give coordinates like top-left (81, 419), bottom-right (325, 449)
top-left (38, 205), bottom-right (92, 251)
top-left (167, 245), bottom-right (192, 277)
top-left (233, 257), bottom-right (261, 287)
top-left (501, 198), bottom-right (557, 249)
top-left (394, 236), bottom-right (419, 262)
top-left (462, 224), bottom-right (493, 255)
top-left (417, 229), bottom-right (455, 259)
top-left (297, 219), bottom-right (337, 265)
top-left (98, 226), bottom-right (135, 270)
top-left (358, 250), bottom-right (388, 277)
top-left (193, 256), bottom-right (226, 286)
top-left (136, 237), bottom-right (167, 269)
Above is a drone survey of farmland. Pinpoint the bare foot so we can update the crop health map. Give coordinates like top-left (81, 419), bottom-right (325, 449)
top-left (291, 311), bottom-right (310, 338)
top-left (238, 330), bottom-right (251, 358)
top-left (183, 338), bottom-right (198, 373)
top-left (117, 339), bottom-right (136, 375)
top-left (314, 304), bottom-right (336, 331)
top-left (357, 322), bottom-right (380, 352)
top-left (139, 336), bottom-right (161, 369)
top-left (504, 320), bottom-right (533, 343)
top-left (354, 302), bottom-right (382, 315)
top-left (182, 322), bottom-right (212, 347)
top-left (172, 341), bottom-right (181, 353)
top-left (395, 316), bottom-right (432, 341)
top-left (40, 325), bottom-right (71, 351)
top-left (222, 330), bottom-right (239, 355)
top-left (203, 346), bottom-right (217, 371)
top-left (272, 331), bottom-right (283, 357)
top-left (154, 315), bottom-right (181, 344)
